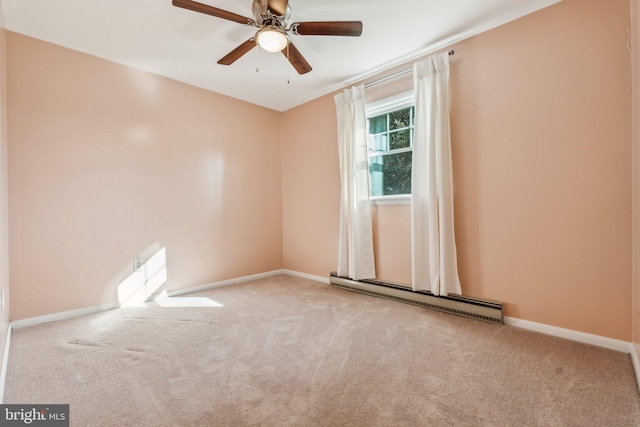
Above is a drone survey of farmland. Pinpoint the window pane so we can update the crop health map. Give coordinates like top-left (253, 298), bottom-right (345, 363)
top-left (367, 102), bottom-right (415, 198)
top-left (368, 134), bottom-right (388, 154)
top-left (389, 129), bottom-right (411, 150)
top-left (389, 108), bottom-right (411, 130)
top-left (369, 115), bottom-right (387, 134)
top-left (369, 152), bottom-right (412, 196)
top-left (369, 156), bottom-right (384, 197)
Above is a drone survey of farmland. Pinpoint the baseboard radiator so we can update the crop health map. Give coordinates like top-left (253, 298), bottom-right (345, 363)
top-left (330, 272), bottom-right (503, 324)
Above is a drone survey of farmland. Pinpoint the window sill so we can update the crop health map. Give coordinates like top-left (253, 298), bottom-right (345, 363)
top-left (370, 195), bottom-right (411, 206)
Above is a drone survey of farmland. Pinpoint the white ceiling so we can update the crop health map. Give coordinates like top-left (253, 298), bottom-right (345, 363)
top-left (0, 0), bottom-right (560, 111)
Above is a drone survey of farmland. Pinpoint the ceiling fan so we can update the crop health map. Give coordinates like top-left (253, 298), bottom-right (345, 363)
top-left (172, 0), bottom-right (363, 75)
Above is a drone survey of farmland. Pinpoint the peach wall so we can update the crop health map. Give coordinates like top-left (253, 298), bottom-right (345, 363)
top-left (371, 205), bottom-right (411, 285)
top-left (0, 5), bottom-right (9, 372)
top-left (282, 0), bottom-right (633, 340)
top-left (633, 0), bottom-right (640, 349)
top-left (281, 94), bottom-right (340, 277)
top-left (452, 0), bottom-right (630, 341)
top-left (7, 33), bottom-right (283, 320)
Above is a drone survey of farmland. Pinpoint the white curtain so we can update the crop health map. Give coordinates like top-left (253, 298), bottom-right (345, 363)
top-left (335, 85), bottom-right (376, 280)
top-left (411, 52), bottom-right (461, 296)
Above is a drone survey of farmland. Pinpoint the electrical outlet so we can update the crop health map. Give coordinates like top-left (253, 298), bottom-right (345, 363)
top-left (134, 258), bottom-right (144, 271)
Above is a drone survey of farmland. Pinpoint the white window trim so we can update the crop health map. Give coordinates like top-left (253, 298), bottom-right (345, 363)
top-left (366, 90), bottom-right (415, 205)
top-left (366, 90), bottom-right (414, 117)
top-left (370, 195), bottom-right (411, 206)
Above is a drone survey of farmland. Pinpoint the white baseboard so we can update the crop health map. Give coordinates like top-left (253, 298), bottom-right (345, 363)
top-left (282, 269), bottom-right (330, 284)
top-left (167, 269), bottom-right (330, 296)
top-left (166, 269), bottom-right (285, 297)
top-left (0, 324), bottom-right (12, 404)
top-left (11, 269), bottom-right (292, 329)
top-left (631, 343), bottom-right (640, 390)
top-left (12, 302), bottom-right (120, 330)
top-left (503, 316), bottom-right (631, 353)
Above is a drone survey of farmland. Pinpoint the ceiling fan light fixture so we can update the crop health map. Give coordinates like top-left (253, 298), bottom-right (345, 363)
top-left (256, 27), bottom-right (288, 53)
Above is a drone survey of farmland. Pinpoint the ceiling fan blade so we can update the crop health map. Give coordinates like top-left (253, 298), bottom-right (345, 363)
top-left (282, 42), bottom-right (312, 75)
top-left (292, 21), bottom-right (363, 37)
top-left (172, 0), bottom-right (254, 25)
top-left (267, 0), bottom-right (289, 16)
top-left (217, 39), bottom-right (256, 65)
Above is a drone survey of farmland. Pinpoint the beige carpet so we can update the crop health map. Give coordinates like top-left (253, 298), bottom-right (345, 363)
top-left (5, 275), bottom-right (640, 426)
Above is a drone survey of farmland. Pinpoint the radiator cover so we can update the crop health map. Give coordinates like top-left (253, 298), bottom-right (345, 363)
top-left (330, 272), bottom-right (503, 324)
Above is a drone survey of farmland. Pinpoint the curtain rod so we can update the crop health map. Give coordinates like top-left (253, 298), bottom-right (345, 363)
top-left (364, 50), bottom-right (455, 89)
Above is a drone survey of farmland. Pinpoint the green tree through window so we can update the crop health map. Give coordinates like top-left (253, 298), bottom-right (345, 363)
top-left (368, 106), bottom-right (414, 196)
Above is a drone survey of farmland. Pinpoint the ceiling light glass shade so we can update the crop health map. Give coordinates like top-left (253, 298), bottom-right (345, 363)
top-left (256, 27), bottom-right (288, 53)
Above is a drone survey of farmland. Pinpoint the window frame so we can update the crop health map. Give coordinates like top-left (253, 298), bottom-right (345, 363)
top-left (365, 90), bottom-right (414, 205)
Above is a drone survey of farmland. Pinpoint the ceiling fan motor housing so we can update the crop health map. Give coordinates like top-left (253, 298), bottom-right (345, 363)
top-left (252, 0), bottom-right (291, 28)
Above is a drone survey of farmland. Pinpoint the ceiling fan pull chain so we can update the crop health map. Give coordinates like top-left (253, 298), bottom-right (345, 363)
top-left (256, 44), bottom-right (260, 72)
top-left (286, 43), bottom-right (290, 84)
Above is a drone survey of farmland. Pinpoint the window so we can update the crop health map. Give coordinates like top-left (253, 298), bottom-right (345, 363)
top-left (366, 91), bottom-right (414, 202)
